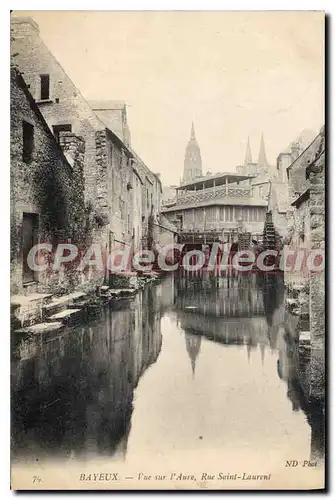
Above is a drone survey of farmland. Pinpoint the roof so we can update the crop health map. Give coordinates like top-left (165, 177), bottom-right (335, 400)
top-left (287, 131), bottom-right (322, 197)
top-left (161, 197), bottom-right (267, 213)
top-left (105, 127), bottom-right (133, 158)
top-left (287, 133), bottom-right (321, 172)
top-left (157, 213), bottom-right (178, 233)
top-left (291, 189), bottom-right (310, 208)
top-left (132, 150), bottom-right (162, 192)
top-left (177, 171), bottom-right (253, 191)
top-left (132, 164), bottom-right (144, 184)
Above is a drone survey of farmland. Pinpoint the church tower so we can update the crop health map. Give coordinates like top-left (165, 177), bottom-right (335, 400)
top-left (257, 133), bottom-right (268, 172)
top-left (182, 122), bottom-right (203, 184)
top-left (244, 136), bottom-right (252, 167)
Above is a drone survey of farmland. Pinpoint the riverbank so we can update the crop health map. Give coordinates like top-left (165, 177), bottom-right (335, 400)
top-left (11, 271), bottom-right (162, 353)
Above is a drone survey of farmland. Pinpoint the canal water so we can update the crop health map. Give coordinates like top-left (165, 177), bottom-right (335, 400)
top-left (11, 273), bottom-right (325, 482)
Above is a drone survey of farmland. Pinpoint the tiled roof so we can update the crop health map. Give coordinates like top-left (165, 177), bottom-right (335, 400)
top-left (162, 197), bottom-right (267, 213)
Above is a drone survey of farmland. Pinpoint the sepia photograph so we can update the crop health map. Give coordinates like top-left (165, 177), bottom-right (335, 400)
top-left (9, 9), bottom-right (325, 490)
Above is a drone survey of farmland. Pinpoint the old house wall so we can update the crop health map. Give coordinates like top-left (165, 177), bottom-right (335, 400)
top-left (285, 197), bottom-right (311, 291)
top-left (277, 152), bottom-right (292, 183)
top-left (11, 16), bottom-right (174, 291)
top-left (89, 102), bottom-right (131, 148)
top-left (283, 132), bottom-right (322, 293)
top-left (10, 68), bottom-right (87, 295)
top-left (307, 135), bottom-right (325, 402)
top-left (282, 126), bottom-right (325, 403)
top-left (287, 133), bottom-right (322, 201)
top-left (132, 171), bottom-right (143, 254)
top-left (155, 215), bottom-right (177, 266)
top-left (11, 17), bottom-right (104, 208)
top-left (133, 154), bottom-right (162, 252)
top-left (109, 141), bottom-right (134, 251)
top-left (163, 205), bottom-right (266, 237)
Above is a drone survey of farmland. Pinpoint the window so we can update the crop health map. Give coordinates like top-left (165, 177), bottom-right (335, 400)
top-left (52, 124), bottom-right (72, 144)
top-left (252, 208), bottom-right (257, 221)
top-left (220, 206), bottom-right (225, 221)
top-left (40, 74), bottom-right (50, 100)
top-left (22, 121), bottom-right (34, 163)
top-left (226, 206), bottom-right (233, 222)
top-left (235, 207), bottom-right (242, 221)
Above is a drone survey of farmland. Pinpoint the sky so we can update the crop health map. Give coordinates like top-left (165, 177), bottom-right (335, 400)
top-left (13, 11), bottom-right (324, 186)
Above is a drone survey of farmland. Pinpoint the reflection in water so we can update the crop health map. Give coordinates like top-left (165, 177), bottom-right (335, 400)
top-left (11, 272), bottom-right (324, 466)
top-left (11, 286), bottom-right (163, 463)
top-left (170, 272), bottom-right (324, 463)
top-left (184, 332), bottom-right (202, 376)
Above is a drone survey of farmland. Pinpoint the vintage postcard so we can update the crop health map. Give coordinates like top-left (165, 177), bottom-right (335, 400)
top-left (10, 10), bottom-right (325, 490)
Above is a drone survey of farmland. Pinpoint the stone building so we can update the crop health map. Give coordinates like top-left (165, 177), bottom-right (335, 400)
top-left (131, 164), bottom-right (144, 255)
top-left (162, 171), bottom-right (268, 247)
top-left (131, 151), bottom-right (163, 251)
top-left (305, 127), bottom-right (325, 403)
top-left (275, 126), bottom-right (325, 404)
top-left (268, 129), bottom-right (319, 241)
top-left (10, 16), bottom-right (152, 278)
top-left (11, 17), bottom-right (104, 207)
top-left (282, 130), bottom-right (325, 292)
top-left (10, 66), bottom-right (86, 296)
top-left (162, 128), bottom-right (278, 251)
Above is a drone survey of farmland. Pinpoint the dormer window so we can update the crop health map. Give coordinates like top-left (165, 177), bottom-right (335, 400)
top-left (40, 74), bottom-right (50, 100)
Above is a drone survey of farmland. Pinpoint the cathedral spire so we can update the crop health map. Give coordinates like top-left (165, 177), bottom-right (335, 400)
top-left (182, 121), bottom-right (203, 184)
top-left (244, 136), bottom-right (252, 166)
top-left (191, 121), bottom-right (195, 140)
top-left (257, 133), bottom-right (268, 170)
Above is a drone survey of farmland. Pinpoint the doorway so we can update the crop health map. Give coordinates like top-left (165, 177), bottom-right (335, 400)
top-left (22, 213), bottom-right (39, 284)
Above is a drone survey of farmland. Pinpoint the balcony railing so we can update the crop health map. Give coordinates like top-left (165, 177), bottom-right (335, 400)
top-left (176, 186), bottom-right (252, 205)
